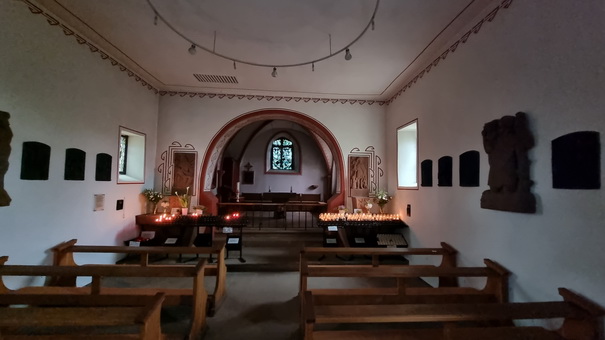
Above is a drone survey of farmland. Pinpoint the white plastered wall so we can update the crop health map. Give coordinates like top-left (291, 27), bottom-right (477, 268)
top-left (155, 96), bottom-right (386, 208)
top-left (0, 1), bottom-right (159, 286)
top-left (386, 0), bottom-right (605, 306)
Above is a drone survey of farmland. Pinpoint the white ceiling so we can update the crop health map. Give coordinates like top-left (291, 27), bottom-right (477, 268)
top-left (35, 0), bottom-right (500, 101)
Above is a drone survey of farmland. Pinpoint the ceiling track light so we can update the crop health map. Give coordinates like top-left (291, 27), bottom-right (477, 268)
top-left (188, 44), bottom-right (197, 55)
top-left (233, 61), bottom-right (237, 70)
top-left (312, 63), bottom-right (315, 72)
top-left (147, 0), bottom-right (379, 70)
top-left (345, 49), bottom-right (352, 61)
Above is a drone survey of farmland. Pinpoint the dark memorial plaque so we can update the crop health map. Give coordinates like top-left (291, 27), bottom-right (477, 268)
top-left (64, 148), bottom-right (86, 181)
top-left (95, 153), bottom-right (112, 181)
top-left (552, 131), bottom-right (600, 189)
top-left (459, 150), bottom-right (480, 187)
top-left (438, 156), bottom-right (452, 187)
top-left (21, 141), bottom-right (51, 180)
top-left (421, 159), bottom-right (433, 187)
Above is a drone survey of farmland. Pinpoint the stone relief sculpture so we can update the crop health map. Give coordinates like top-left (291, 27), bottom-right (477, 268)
top-left (0, 111), bottom-right (12, 206)
top-left (350, 156), bottom-right (368, 190)
top-left (481, 112), bottom-right (536, 213)
top-left (348, 146), bottom-right (382, 198)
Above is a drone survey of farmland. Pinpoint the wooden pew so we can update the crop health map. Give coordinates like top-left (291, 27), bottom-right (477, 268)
top-left (49, 238), bottom-right (227, 315)
top-left (0, 256), bottom-right (208, 340)
top-left (300, 256), bottom-right (510, 335)
top-left (300, 242), bottom-right (459, 287)
top-left (301, 258), bottom-right (510, 303)
top-left (0, 293), bottom-right (165, 339)
top-left (303, 288), bottom-right (605, 340)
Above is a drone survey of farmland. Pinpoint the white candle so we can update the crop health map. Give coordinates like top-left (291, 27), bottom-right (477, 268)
top-left (236, 181), bottom-right (240, 192)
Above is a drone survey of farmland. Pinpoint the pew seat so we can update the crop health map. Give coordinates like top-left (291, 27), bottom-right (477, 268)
top-left (49, 239), bottom-right (227, 315)
top-left (0, 256), bottom-right (208, 340)
top-left (302, 288), bottom-right (605, 340)
top-left (0, 293), bottom-right (165, 340)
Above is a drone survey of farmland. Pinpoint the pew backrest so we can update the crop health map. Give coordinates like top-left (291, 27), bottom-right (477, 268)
top-left (0, 292), bottom-right (165, 340)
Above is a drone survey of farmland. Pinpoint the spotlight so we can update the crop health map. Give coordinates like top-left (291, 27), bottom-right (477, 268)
top-left (188, 44), bottom-right (197, 55)
top-left (233, 61), bottom-right (237, 70)
top-left (271, 67), bottom-right (277, 77)
top-left (345, 49), bottom-right (352, 61)
top-left (312, 63), bottom-right (315, 72)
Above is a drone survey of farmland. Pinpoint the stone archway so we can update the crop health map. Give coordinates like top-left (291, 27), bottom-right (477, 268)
top-left (197, 109), bottom-right (345, 214)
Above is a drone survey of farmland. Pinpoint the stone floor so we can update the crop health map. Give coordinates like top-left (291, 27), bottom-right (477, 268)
top-left (110, 228), bottom-right (410, 339)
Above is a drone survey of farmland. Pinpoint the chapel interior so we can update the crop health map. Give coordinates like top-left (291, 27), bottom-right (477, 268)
top-left (1, 0), bottom-right (604, 339)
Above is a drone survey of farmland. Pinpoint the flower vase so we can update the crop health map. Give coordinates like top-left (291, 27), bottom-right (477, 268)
top-left (181, 207), bottom-right (188, 215)
top-left (378, 204), bottom-right (385, 214)
top-left (152, 203), bottom-right (158, 214)
top-left (147, 202), bottom-right (157, 214)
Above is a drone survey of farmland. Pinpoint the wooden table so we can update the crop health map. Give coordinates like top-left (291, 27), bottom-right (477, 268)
top-left (135, 214), bottom-right (249, 262)
top-left (318, 219), bottom-right (409, 248)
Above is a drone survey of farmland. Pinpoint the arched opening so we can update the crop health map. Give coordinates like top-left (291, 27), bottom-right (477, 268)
top-left (198, 109), bottom-right (345, 215)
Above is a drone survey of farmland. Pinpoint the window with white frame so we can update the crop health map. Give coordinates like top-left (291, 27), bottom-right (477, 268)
top-left (117, 126), bottom-right (145, 184)
top-left (397, 120), bottom-right (418, 189)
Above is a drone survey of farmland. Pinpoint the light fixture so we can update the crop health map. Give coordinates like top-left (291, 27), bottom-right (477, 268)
top-left (345, 49), bottom-right (352, 61)
top-left (147, 0), bottom-right (379, 71)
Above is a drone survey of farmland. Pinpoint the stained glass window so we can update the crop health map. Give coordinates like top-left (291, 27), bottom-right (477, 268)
top-left (271, 137), bottom-right (294, 170)
top-left (118, 135), bottom-right (128, 174)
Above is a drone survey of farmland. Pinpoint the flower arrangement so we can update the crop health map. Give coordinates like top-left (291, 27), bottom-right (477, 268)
top-left (375, 189), bottom-right (392, 213)
top-left (142, 189), bottom-right (163, 203)
top-left (142, 189), bottom-right (163, 214)
top-left (175, 187), bottom-right (190, 208)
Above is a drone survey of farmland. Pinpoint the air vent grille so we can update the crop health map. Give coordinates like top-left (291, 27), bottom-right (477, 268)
top-left (193, 74), bottom-right (238, 84)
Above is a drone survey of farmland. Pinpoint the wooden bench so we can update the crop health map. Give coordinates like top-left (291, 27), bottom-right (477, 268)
top-left (303, 287), bottom-right (605, 340)
top-left (300, 256), bottom-right (510, 335)
top-left (300, 248), bottom-right (509, 303)
top-left (49, 238), bottom-right (227, 315)
top-left (0, 256), bottom-right (208, 340)
top-left (0, 292), bottom-right (165, 339)
top-left (300, 242), bottom-right (459, 287)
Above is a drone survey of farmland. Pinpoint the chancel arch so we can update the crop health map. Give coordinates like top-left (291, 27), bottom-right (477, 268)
top-left (198, 109), bottom-right (345, 214)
